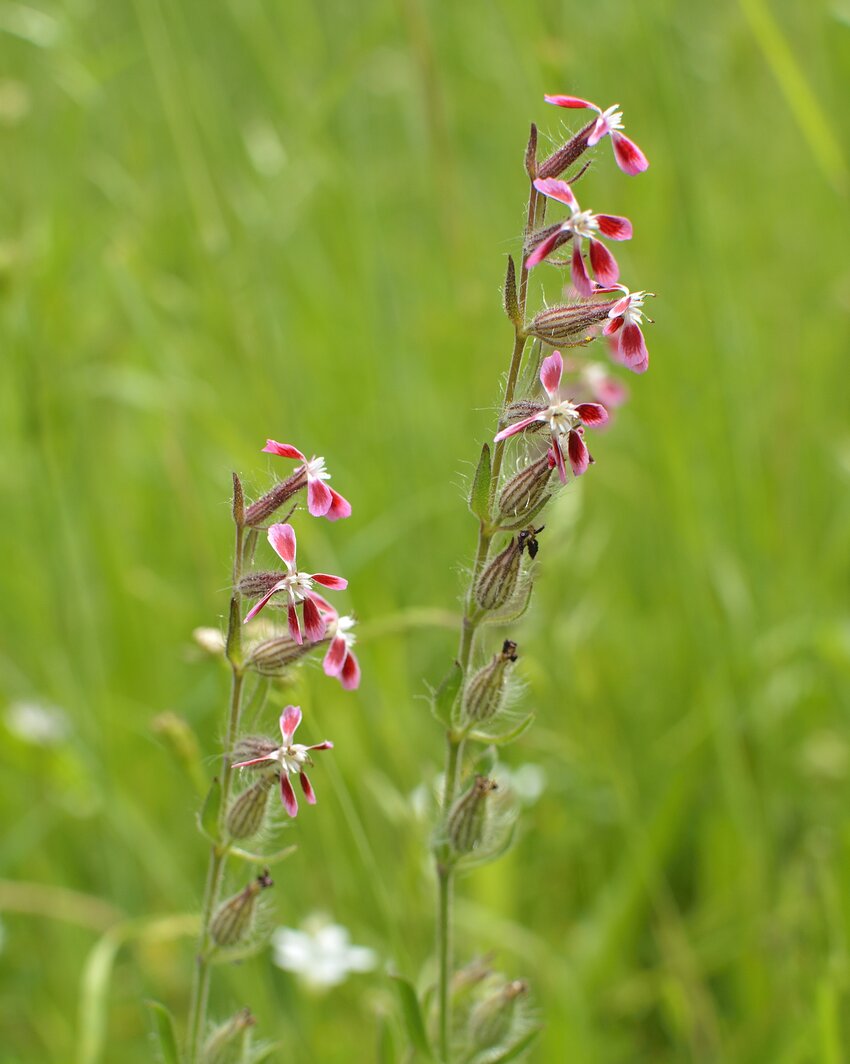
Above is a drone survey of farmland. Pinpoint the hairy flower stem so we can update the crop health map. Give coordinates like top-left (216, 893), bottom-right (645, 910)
top-left (434, 176), bottom-right (540, 1063)
top-left (186, 479), bottom-right (248, 1063)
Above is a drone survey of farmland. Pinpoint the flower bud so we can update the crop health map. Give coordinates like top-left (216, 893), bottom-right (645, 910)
top-left (225, 773), bottom-right (276, 839)
top-left (527, 301), bottom-right (614, 346)
top-left (468, 980), bottom-right (528, 1050)
top-left (244, 633), bottom-right (318, 676)
top-left (244, 468), bottom-right (308, 527)
top-left (448, 776), bottom-right (498, 854)
top-left (210, 870), bottom-right (273, 947)
top-left (474, 539), bottom-right (522, 611)
top-left (497, 455), bottom-right (552, 524)
top-left (238, 571), bottom-right (281, 598)
top-left (536, 119), bottom-right (595, 179)
top-left (201, 1007), bottom-right (256, 1064)
top-left (462, 642), bottom-right (518, 725)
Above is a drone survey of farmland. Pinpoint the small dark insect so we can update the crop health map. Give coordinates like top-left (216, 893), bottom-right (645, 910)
top-left (517, 525), bottom-right (544, 560)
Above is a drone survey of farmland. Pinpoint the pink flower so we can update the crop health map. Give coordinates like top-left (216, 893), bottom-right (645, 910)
top-left (262, 440), bottom-right (352, 521)
top-left (232, 705), bottom-right (332, 817)
top-left (544, 96), bottom-right (649, 176)
top-left (494, 351), bottom-right (609, 482)
top-left (243, 523), bottom-right (347, 643)
top-left (600, 284), bottom-right (653, 374)
top-left (311, 598), bottom-right (361, 691)
top-left (527, 178), bottom-right (632, 294)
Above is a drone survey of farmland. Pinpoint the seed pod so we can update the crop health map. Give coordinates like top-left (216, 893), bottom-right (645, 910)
top-left (474, 539), bottom-right (522, 611)
top-left (201, 1007), bottom-right (256, 1064)
top-left (462, 641), bottom-right (518, 725)
top-left (244, 633), bottom-right (318, 676)
top-left (468, 980), bottom-right (528, 1050)
top-left (497, 455), bottom-right (553, 524)
top-left (527, 301), bottom-right (614, 346)
top-left (225, 773), bottom-right (276, 839)
top-left (448, 776), bottom-right (498, 854)
top-left (210, 871), bottom-right (273, 948)
top-left (536, 119), bottom-right (596, 180)
top-left (238, 571), bottom-right (282, 598)
top-left (244, 468), bottom-right (308, 527)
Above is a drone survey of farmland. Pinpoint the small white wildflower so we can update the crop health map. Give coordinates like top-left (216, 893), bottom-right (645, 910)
top-left (5, 700), bottom-right (70, 745)
top-left (271, 914), bottom-right (377, 990)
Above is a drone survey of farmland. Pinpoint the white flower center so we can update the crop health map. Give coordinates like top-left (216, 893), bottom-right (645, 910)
top-left (305, 456), bottom-right (330, 482)
top-left (279, 743), bottom-right (311, 774)
top-left (567, 209), bottom-right (599, 240)
top-left (545, 400), bottom-right (581, 436)
top-left (276, 571), bottom-right (315, 603)
top-left (601, 104), bottom-right (624, 133)
top-left (334, 615), bottom-right (357, 649)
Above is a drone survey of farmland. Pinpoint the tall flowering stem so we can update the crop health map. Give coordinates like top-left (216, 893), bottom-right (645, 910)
top-left (428, 99), bottom-right (654, 1062)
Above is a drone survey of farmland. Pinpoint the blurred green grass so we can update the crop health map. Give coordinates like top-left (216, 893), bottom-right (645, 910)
top-left (2, 0), bottom-right (850, 1060)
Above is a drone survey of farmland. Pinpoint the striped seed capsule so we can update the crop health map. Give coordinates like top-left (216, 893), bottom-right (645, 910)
top-left (527, 301), bottom-right (614, 346)
top-left (210, 870), bottom-right (273, 948)
top-left (462, 641), bottom-right (518, 725)
top-left (244, 468), bottom-right (308, 527)
top-left (474, 539), bottom-right (522, 611)
top-left (497, 455), bottom-right (553, 524)
top-left (225, 773), bottom-right (277, 839)
top-left (244, 633), bottom-right (317, 676)
top-left (448, 776), bottom-right (498, 855)
top-left (201, 1008), bottom-right (256, 1064)
top-left (468, 980), bottom-right (529, 1050)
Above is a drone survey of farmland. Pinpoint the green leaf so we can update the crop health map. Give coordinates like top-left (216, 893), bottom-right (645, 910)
top-left (145, 1000), bottom-right (182, 1064)
top-left (229, 844), bottom-right (296, 865)
top-left (376, 1014), bottom-right (396, 1064)
top-left (391, 975), bottom-right (433, 1060)
top-left (485, 1026), bottom-right (542, 1062)
top-left (503, 256), bottom-right (520, 327)
top-left (430, 661), bottom-right (463, 727)
top-left (197, 776), bottom-right (222, 842)
top-left (468, 443), bottom-right (492, 521)
top-left (469, 713), bottom-right (535, 747)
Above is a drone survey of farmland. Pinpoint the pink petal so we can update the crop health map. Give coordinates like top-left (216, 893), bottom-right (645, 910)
top-left (609, 294), bottom-right (632, 316)
top-left (310, 592), bottom-right (337, 616)
top-left (576, 402), bottom-right (609, 427)
top-left (525, 229), bottom-right (564, 269)
top-left (619, 323), bottom-right (649, 371)
top-left (268, 522), bottom-right (296, 566)
top-left (596, 377), bottom-right (629, 408)
top-left (544, 94), bottom-right (598, 112)
top-left (587, 115), bottom-right (611, 147)
top-left (340, 651), bottom-right (361, 691)
top-left (306, 740), bottom-right (334, 751)
top-left (323, 635), bottom-right (347, 676)
top-left (262, 440), bottom-right (306, 461)
top-left (325, 489), bottom-right (352, 521)
top-left (532, 178), bottom-right (578, 209)
top-left (494, 413), bottom-right (545, 443)
top-left (287, 603), bottom-right (303, 644)
top-left (596, 214), bottom-right (633, 240)
top-left (280, 773), bottom-right (298, 817)
top-left (602, 317), bottom-right (623, 337)
top-left (567, 430), bottom-right (590, 476)
top-left (612, 132), bottom-right (649, 175)
top-left (552, 438), bottom-right (568, 484)
top-left (300, 771), bottom-right (317, 805)
top-left (280, 705), bottom-right (302, 743)
top-left (540, 350), bottom-right (564, 398)
top-left (307, 478), bottom-right (333, 516)
top-left (232, 755), bottom-right (276, 768)
top-left (311, 573), bottom-right (347, 591)
top-left (570, 243), bottom-right (594, 297)
top-left (243, 582), bottom-right (284, 624)
top-left (302, 595), bottom-right (327, 642)
top-left (589, 239), bottom-right (619, 287)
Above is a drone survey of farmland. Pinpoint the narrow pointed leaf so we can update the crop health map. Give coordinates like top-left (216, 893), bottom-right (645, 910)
top-left (469, 443), bottom-right (492, 521)
top-left (503, 256), bottom-right (520, 326)
top-left (391, 976), bottom-right (433, 1059)
top-left (229, 844), bottom-right (297, 865)
top-left (431, 661), bottom-right (463, 727)
top-left (232, 472), bottom-right (245, 527)
top-left (469, 712), bottom-right (536, 747)
top-left (145, 1000), bottom-right (181, 1064)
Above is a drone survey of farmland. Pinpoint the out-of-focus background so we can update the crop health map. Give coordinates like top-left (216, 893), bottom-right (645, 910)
top-left (2, 0), bottom-right (849, 1060)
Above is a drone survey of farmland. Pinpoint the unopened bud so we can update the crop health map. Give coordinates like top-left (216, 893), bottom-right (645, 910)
top-left (497, 454), bottom-right (553, 524)
top-left (527, 301), bottom-right (614, 346)
top-left (463, 641), bottom-right (518, 724)
top-left (536, 119), bottom-right (596, 180)
top-left (524, 122), bottom-right (538, 179)
top-left (201, 1007), bottom-right (256, 1064)
top-left (225, 773), bottom-right (276, 839)
top-left (448, 776), bottom-right (498, 854)
top-left (244, 633), bottom-right (317, 676)
top-left (210, 870), bottom-right (273, 947)
top-left (474, 539), bottom-right (522, 611)
top-left (238, 571), bottom-right (281, 598)
top-left (468, 980), bottom-right (528, 1050)
top-left (244, 469), bottom-right (308, 527)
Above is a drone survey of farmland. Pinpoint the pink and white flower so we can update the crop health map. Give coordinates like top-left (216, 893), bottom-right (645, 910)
top-left (544, 95), bottom-right (649, 176)
top-left (262, 440), bottom-right (352, 521)
top-left (494, 351), bottom-right (609, 482)
top-left (232, 705), bottom-right (332, 817)
top-left (600, 284), bottom-right (653, 374)
top-left (312, 599), bottom-right (361, 691)
top-left (527, 178), bottom-right (632, 294)
top-left (243, 523), bottom-right (347, 643)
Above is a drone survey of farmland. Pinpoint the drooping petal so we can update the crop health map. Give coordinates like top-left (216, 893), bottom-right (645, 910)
top-left (532, 177), bottom-right (578, 209)
top-left (287, 603), bottom-right (303, 644)
top-left (540, 350), bottom-right (564, 398)
top-left (493, 413), bottom-right (545, 442)
top-left (525, 228), bottom-right (565, 269)
top-left (576, 402), bottom-right (610, 427)
top-left (340, 651), bottom-right (361, 691)
top-left (612, 132), bottom-right (649, 175)
top-left (310, 592), bottom-right (337, 617)
top-left (302, 595), bottom-right (327, 642)
top-left (602, 316), bottom-right (623, 337)
top-left (280, 705), bottom-right (302, 743)
top-left (567, 430), bottom-right (590, 476)
top-left (570, 242), bottom-right (594, 297)
top-left (300, 771), bottom-right (317, 805)
top-left (551, 438), bottom-right (568, 484)
top-left (596, 214), bottom-right (633, 240)
top-left (589, 239), bottom-right (619, 287)
top-left (587, 115), bottom-right (611, 146)
top-left (325, 489), bottom-right (352, 521)
top-left (232, 754), bottom-right (277, 768)
top-left (323, 635), bottom-right (347, 676)
top-left (609, 294), bottom-right (632, 317)
top-left (307, 478), bottom-right (333, 516)
top-left (619, 323), bottom-right (649, 372)
top-left (311, 573), bottom-right (348, 591)
top-left (280, 773), bottom-right (298, 817)
top-left (243, 581), bottom-right (286, 624)
top-left (544, 94), bottom-right (599, 112)
top-left (262, 440), bottom-right (306, 461)
top-left (268, 523), bottom-right (297, 566)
